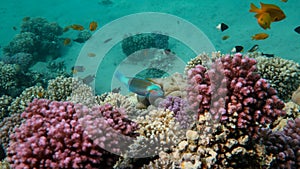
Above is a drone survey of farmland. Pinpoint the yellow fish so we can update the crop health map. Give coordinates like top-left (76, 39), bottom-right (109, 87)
top-left (89, 21), bottom-right (98, 31)
top-left (252, 33), bottom-right (269, 40)
top-left (250, 2), bottom-right (286, 29)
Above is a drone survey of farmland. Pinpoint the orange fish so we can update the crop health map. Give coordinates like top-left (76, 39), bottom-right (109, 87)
top-left (70, 24), bottom-right (84, 31)
top-left (250, 2), bottom-right (286, 29)
top-left (252, 33), bottom-right (269, 40)
top-left (89, 21), bottom-right (98, 31)
top-left (63, 38), bottom-right (71, 45)
top-left (281, 0), bottom-right (287, 2)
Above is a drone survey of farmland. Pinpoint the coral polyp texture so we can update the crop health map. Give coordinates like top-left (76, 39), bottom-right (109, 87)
top-left (121, 33), bottom-right (169, 56)
top-left (254, 55), bottom-right (300, 102)
top-left (260, 118), bottom-right (300, 169)
top-left (186, 53), bottom-right (285, 137)
top-left (78, 103), bottom-right (139, 155)
top-left (7, 99), bottom-right (117, 169)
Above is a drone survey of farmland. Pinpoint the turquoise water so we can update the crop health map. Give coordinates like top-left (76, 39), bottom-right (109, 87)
top-left (1, 0), bottom-right (299, 94)
top-left (0, 0), bottom-right (300, 168)
top-left (1, 0), bottom-right (299, 60)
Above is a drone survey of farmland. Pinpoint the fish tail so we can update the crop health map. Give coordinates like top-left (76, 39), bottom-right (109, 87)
top-left (115, 71), bottom-right (129, 87)
top-left (249, 3), bottom-right (260, 13)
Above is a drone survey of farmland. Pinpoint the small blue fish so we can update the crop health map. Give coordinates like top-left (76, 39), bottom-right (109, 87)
top-left (115, 71), bottom-right (164, 98)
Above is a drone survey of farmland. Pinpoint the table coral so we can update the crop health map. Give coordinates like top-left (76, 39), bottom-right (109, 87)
top-left (7, 99), bottom-right (117, 169)
top-left (186, 53), bottom-right (285, 138)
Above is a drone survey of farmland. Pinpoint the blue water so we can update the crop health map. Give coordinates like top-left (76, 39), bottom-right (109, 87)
top-left (1, 0), bottom-right (299, 59)
top-left (1, 0), bottom-right (299, 95)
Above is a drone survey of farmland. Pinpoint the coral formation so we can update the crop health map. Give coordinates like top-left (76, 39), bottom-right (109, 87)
top-left (0, 114), bottom-right (22, 149)
top-left (148, 72), bottom-right (187, 98)
top-left (78, 103), bottom-right (139, 164)
top-left (0, 62), bottom-right (18, 96)
top-left (0, 95), bottom-right (13, 121)
top-left (74, 30), bottom-right (92, 43)
top-left (127, 109), bottom-right (184, 157)
top-left (121, 33), bottom-right (169, 56)
top-left (0, 159), bottom-right (10, 169)
top-left (159, 96), bottom-right (195, 129)
top-left (187, 53), bottom-right (285, 137)
top-left (254, 56), bottom-right (300, 102)
top-left (3, 17), bottom-right (63, 60)
top-left (8, 86), bottom-right (45, 115)
top-left (292, 85), bottom-right (300, 105)
top-left (2, 52), bottom-right (33, 71)
top-left (260, 118), bottom-right (300, 169)
top-left (3, 32), bottom-right (37, 57)
top-left (273, 101), bottom-right (300, 131)
top-left (7, 99), bottom-right (117, 169)
top-left (66, 82), bottom-right (96, 108)
top-left (46, 76), bottom-right (81, 101)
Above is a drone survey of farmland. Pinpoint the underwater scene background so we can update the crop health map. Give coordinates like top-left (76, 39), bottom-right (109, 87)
top-left (0, 0), bottom-right (300, 168)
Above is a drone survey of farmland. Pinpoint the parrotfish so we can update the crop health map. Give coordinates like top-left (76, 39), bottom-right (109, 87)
top-left (115, 71), bottom-right (164, 98)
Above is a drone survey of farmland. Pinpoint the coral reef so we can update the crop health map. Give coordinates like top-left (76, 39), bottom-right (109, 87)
top-left (0, 95), bottom-right (13, 121)
top-left (0, 159), bottom-right (10, 169)
top-left (78, 104), bottom-right (138, 151)
top-left (74, 30), bottom-right (92, 43)
top-left (254, 56), bottom-right (300, 102)
top-left (273, 101), bottom-right (300, 131)
top-left (121, 33), bottom-right (169, 56)
top-left (7, 99), bottom-right (117, 169)
top-left (260, 118), bottom-right (300, 169)
top-left (0, 62), bottom-right (18, 96)
top-left (128, 109), bottom-right (183, 157)
top-left (3, 17), bottom-right (63, 60)
top-left (96, 92), bottom-right (137, 118)
top-left (2, 52), bottom-right (33, 71)
top-left (66, 82), bottom-right (96, 108)
top-left (8, 86), bottom-right (45, 115)
top-left (159, 96), bottom-right (195, 129)
top-left (114, 109), bottom-right (184, 168)
top-left (46, 76), bottom-right (81, 101)
top-left (0, 114), bottom-right (22, 149)
top-left (187, 53), bottom-right (285, 137)
top-left (3, 32), bottom-right (37, 57)
top-left (141, 111), bottom-right (272, 169)
top-left (148, 72), bottom-right (187, 98)
top-left (292, 85), bottom-right (300, 105)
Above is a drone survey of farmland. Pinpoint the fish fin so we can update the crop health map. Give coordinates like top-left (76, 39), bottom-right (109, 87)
top-left (115, 71), bottom-right (129, 87)
top-left (249, 3), bottom-right (260, 13)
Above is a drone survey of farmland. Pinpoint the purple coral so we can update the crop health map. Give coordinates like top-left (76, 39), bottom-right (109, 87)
top-left (7, 99), bottom-right (117, 169)
top-left (159, 96), bottom-right (195, 129)
top-left (261, 118), bottom-right (300, 169)
top-left (78, 104), bottom-right (139, 155)
top-left (187, 53), bottom-right (285, 137)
